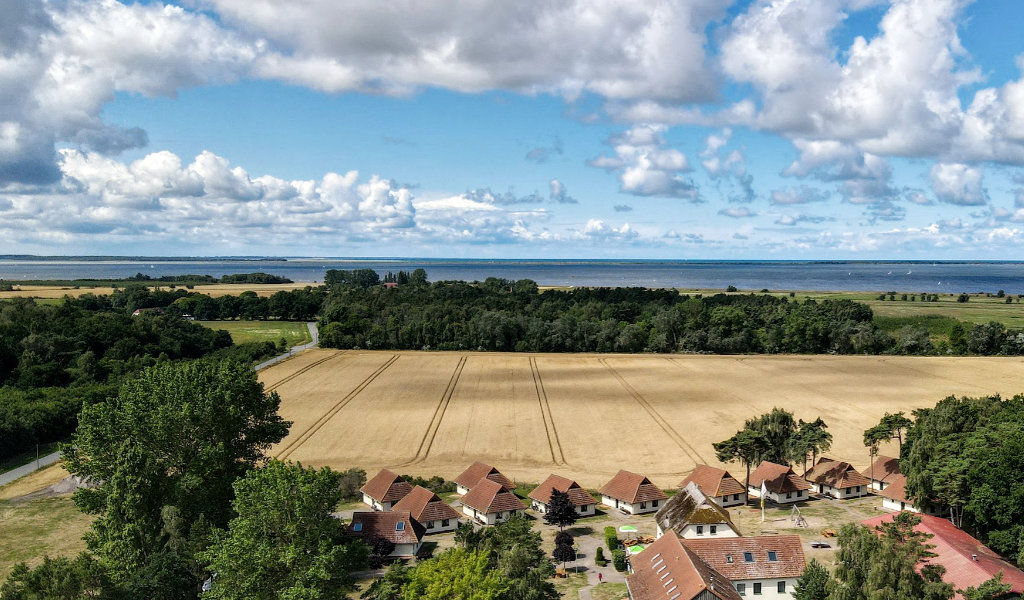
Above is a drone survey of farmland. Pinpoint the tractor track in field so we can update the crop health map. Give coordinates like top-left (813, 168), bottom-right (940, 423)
top-left (402, 355), bottom-right (468, 465)
top-left (530, 356), bottom-right (567, 466)
top-left (599, 358), bottom-right (707, 465)
top-left (274, 354), bottom-right (400, 460)
top-left (264, 351), bottom-right (344, 392)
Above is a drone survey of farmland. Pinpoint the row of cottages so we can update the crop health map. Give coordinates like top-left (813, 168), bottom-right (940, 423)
top-left (679, 465), bottom-right (748, 508)
top-left (655, 483), bottom-right (740, 540)
top-left (600, 470), bottom-right (669, 515)
top-left (349, 511), bottom-right (426, 558)
top-left (863, 513), bottom-right (1024, 600)
top-left (627, 530), bottom-right (806, 600)
top-left (528, 474), bottom-right (598, 515)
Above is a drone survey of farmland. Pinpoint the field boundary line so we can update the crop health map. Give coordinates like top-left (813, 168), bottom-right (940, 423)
top-left (598, 358), bottom-right (707, 465)
top-left (275, 354), bottom-right (400, 460)
top-left (530, 356), bottom-right (567, 465)
top-left (404, 355), bottom-right (468, 465)
top-left (264, 350), bottom-right (343, 392)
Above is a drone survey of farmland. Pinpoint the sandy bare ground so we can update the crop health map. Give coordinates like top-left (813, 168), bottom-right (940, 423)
top-left (261, 350), bottom-right (1024, 489)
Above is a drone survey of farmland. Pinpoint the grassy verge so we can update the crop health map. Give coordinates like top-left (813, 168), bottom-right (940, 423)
top-left (0, 442), bottom-right (60, 476)
top-left (0, 496), bottom-right (93, 579)
top-left (592, 583), bottom-right (629, 600)
top-left (198, 320), bottom-right (311, 345)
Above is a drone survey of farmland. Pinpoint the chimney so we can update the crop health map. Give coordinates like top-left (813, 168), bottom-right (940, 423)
top-left (972, 554), bottom-right (978, 561)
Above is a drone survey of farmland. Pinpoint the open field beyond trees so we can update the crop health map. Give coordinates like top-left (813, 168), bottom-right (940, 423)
top-left (197, 320), bottom-right (311, 345)
top-left (263, 350), bottom-right (1024, 488)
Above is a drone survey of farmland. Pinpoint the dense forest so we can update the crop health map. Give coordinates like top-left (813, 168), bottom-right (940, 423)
top-left (317, 272), bottom-right (1024, 355)
top-left (0, 297), bottom-right (237, 461)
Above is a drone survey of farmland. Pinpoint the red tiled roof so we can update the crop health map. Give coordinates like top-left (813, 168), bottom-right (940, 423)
top-left (528, 474), bottom-right (597, 507)
top-left (804, 458), bottom-right (871, 489)
top-left (599, 470), bottom-right (668, 504)
top-left (454, 461), bottom-right (513, 490)
top-left (683, 535), bottom-right (806, 580)
top-left (360, 469), bottom-right (413, 503)
top-left (879, 474), bottom-right (910, 503)
top-left (391, 485), bottom-right (461, 524)
top-left (627, 531), bottom-right (742, 600)
top-left (861, 455), bottom-right (901, 483)
top-left (748, 461), bottom-right (811, 494)
top-left (678, 465), bottom-right (746, 498)
top-left (861, 513), bottom-right (1024, 599)
top-left (349, 511), bottom-right (425, 545)
top-left (460, 478), bottom-right (525, 514)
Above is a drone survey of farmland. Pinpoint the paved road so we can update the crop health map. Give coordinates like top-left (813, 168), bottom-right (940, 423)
top-left (0, 450), bottom-right (62, 487)
top-left (255, 321), bottom-right (319, 371)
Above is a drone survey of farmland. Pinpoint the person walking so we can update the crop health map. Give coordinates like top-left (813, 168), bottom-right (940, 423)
top-left (598, 572), bottom-right (603, 584)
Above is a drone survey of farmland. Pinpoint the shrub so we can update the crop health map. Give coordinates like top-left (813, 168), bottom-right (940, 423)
top-left (604, 526), bottom-right (618, 551)
top-left (612, 549), bottom-right (627, 572)
top-left (726, 285), bottom-right (738, 293)
top-left (594, 546), bottom-right (606, 567)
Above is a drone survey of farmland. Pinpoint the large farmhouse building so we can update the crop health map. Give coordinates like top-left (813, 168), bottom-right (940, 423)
top-left (683, 535), bottom-right (806, 600)
top-left (391, 485), bottom-right (461, 534)
top-left (802, 458), bottom-right (870, 499)
top-left (747, 461), bottom-right (811, 505)
top-left (679, 465), bottom-right (748, 508)
top-left (359, 469), bottom-right (413, 511)
top-left (528, 474), bottom-right (597, 515)
top-left (626, 531), bottom-right (742, 600)
top-left (459, 478), bottom-right (526, 525)
top-left (599, 470), bottom-right (668, 515)
top-left (454, 461), bottom-right (514, 495)
top-left (655, 483), bottom-right (740, 540)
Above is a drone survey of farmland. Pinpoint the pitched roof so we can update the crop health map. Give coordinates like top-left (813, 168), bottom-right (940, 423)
top-left (459, 478), bottom-right (525, 514)
top-left (391, 485), bottom-right (461, 523)
top-left (600, 470), bottom-right (668, 504)
top-left (655, 482), bottom-right (736, 536)
top-left (454, 461), bottom-right (513, 490)
top-left (804, 458), bottom-right (871, 489)
top-left (528, 474), bottom-right (597, 507)
top-left (678, 465), bottom-right (746, 498)
top-left (860, 455), bottom-right (902, 483)
top-left (683, 535), bottom-right (806, 581)
top-left (360, 469), bottom-right (413, 503)
top-left (626, 531), bottom-right (742, 600)
top-left (748, 461), bottom-right (811, 494)
top-left (862, 513), bottom-right (1024, 600)
top-left (878, 473), bottom-right (911, 503)
top-left (349, 511), bottom-right (425, 545)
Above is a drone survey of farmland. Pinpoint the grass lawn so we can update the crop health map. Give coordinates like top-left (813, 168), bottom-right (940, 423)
top-left (553, 572), bottom-right (589, 598)
top-left (0, 496), bottom-right (93, 579)
top-left (197, 320), bottom-right (311, 345)
top-left (591, 583), bottom-right (629, 600)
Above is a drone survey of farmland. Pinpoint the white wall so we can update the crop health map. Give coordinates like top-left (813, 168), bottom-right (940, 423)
top-left (814, 483), bottom-right (867, 499)
top-left (533, 500), bottom-right (596, 515)
top-left (603, 496), bottom-right (658, 514)
top-left (748, 486), bottom-right (808, 505)
top-left (461, 505), bottom-right (522, 525)
top-left (456, 484), bottom-right (471, 495)
top-left (678, 523), bottom-right (740, 539)
top-left (733, 577), bottom-right (798, 599)
top-left (716, 493), bottom-right (747, 508)
top-left (422, 518), bottom-right (459, 533)
top-left (362, 494), bottom-right (387, 511)
top-left (388, 542), bottom-right (422, 558)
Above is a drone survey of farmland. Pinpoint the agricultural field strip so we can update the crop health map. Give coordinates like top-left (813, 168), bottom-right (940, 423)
top-left (529, 356), bottom-right (567, 466)
top-left (405, 356), bottom-right (468, 465)
top-left (598, 358), bottom-right (708, 465)
top-left (263, 351), bottom-right (343, 392)
top-left (274, 354), bottom-right (400, 460)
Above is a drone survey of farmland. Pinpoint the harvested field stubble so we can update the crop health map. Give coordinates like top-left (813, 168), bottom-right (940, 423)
top-left (262, 350), bottom-right (1024, 488)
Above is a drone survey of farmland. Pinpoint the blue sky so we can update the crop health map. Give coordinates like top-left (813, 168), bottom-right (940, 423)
top-left (3, 0), bottom-right (1024, 258)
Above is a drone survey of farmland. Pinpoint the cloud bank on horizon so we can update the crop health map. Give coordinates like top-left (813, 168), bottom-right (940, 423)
top-left (2, 0), bottom-right (1024, 258)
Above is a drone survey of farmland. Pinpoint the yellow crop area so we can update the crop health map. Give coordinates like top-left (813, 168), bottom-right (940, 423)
top-left (262, 350), bottom-right (1024, 489)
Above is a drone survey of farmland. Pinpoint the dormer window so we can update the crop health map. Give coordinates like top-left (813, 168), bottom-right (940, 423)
top-left (396, 521), bottom-right (405, 531)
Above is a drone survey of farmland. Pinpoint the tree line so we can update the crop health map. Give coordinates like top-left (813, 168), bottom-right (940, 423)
top-left (72, 285), bottom-right (326, 321)
top-left (317, 272), bottom-right (1024, 356)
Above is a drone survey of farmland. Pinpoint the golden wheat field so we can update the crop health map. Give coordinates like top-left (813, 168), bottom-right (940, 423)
top-left (261, 350), bottom-right (1024, 488)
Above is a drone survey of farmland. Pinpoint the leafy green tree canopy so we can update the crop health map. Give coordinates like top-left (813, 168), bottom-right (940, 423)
top-left (200, 460), bottom-right (368, 600)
